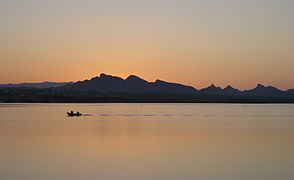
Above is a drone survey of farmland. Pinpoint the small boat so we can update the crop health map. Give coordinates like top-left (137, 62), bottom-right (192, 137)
top-left (67, 111), bottom-right (82, 117)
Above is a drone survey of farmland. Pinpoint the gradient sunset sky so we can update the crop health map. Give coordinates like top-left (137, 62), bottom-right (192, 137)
top-left (0, 0), bottom-right (293, 90)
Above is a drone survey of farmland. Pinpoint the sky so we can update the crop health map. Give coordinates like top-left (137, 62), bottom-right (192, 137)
top-left (0, 0), bottom-right (293, 90)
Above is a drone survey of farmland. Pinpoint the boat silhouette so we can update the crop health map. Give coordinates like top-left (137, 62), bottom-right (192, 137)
top-left (67, 111), bottom-right (82, 117)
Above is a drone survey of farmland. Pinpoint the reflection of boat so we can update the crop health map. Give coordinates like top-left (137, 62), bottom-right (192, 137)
top-left (67, 111), bottom-right (82, 117)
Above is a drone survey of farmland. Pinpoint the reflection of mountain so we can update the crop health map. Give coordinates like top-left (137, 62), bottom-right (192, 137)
top-left (0, 73), bottom-right (293, 103)
top-left (62, 73), bottom-right (197, 94)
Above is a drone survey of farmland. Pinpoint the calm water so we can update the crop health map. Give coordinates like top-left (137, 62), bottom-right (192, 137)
top-left (0, 103), bottom-right (294, 180)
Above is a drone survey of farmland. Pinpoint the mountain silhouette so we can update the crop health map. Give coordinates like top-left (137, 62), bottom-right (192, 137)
top-left (223, 85), bottom-right (241, 95)
top-left (286, 89), bottom-right (294, 98)
top-left (1, 74), bottom-right (293, 103)
top-left (62, 73), bottom-right (197, 94)
top-left (199, 84), bottom-right (222, 94)
top-left (199, 84), bottom-right (241, 95)
top-left (243, 84), bottom-right (284, 97)
top-left (0, 82), bottom-right (72, 89)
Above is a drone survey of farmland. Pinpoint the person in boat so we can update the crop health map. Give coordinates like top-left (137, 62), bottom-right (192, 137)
top-left (67, 111), bottom-right (82, 116)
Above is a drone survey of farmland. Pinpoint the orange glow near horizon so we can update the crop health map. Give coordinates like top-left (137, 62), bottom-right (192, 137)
top-left (0, 1), bottom-right (293, 90)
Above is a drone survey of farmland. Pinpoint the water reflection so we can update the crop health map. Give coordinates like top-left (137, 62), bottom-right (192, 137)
top-left (0, 104), bottom-right (294, 180)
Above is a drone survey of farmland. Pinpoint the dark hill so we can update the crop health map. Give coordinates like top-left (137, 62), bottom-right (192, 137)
top-left (199, 84), bottom-right (222, 94)
top-left (0, 82), bottom-right (72, 89)
top-left (243, 84), bottom-right (284, 97)
top-left (223, 85), bottom-right (241, 95)
top-left (62, 73), bottom-right (197, 94)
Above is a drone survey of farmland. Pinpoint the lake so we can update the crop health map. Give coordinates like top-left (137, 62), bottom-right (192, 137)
top-left (0, 103), bottom-right (294, 180)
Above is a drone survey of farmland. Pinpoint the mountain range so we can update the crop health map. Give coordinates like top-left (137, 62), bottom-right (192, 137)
top-left (61, 73), bottom-right (197, 94)
top-left (0, 82), bottom-right (72, 89)
top-left (0, 73), bottom-right (293, 103)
